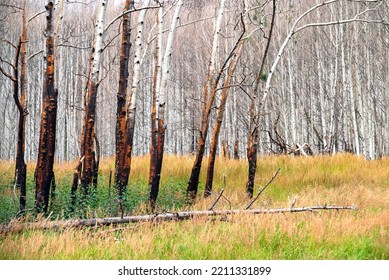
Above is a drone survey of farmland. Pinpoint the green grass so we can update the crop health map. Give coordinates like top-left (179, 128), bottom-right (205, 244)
top-left (0, 154), bottom-right (389, 259)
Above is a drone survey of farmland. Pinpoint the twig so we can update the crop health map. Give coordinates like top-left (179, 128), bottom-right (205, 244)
top-left (208, 188), bottom-right (225, 211)
top-left (244, 168), bottom-right (280, 210)
top-left (108, 170), bottom-right (112, 198)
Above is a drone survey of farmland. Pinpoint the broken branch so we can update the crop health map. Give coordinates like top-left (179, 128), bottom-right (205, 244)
top-left (244, 168), bottom-right (281, 210)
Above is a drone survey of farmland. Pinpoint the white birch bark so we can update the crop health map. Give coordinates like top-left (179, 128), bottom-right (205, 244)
top-left (207, 0), bottom-right (225, 93)
top-left (90, 0), bottom-right (107, 88)
top-left (158, 0), bottom-right (184, 110)
top-left (128, 0), bottom-right (151, 114)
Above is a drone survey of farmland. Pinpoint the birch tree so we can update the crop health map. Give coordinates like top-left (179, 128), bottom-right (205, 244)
top-left (186, 0), bottom-right (226, 201)
top-left (72, 0), bottom-right (108, 200)
top-left (35, 0), bottom-right (57, 212)
top-left (115, 0), bottom-right (152, 199)
top-left (149, 0), bottom-right (184, 211)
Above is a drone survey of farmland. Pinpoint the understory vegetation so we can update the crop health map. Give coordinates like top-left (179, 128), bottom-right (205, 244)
top-left (1, 154), bottom-right (389, 259)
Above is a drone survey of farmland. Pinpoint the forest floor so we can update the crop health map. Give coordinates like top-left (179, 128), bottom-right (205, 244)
top-left (0, 154), bottom-right (388, 259)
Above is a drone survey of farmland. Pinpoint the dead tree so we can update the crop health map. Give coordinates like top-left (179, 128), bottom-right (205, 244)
top-left (115, 0), bottom-right (134, 199)
top-left (114, 0), bottom-right (153, 201)
top-left (0, 44), bottom-right (25, 212)
top-left (246, 0), bottom-right (276, 198)
top-left (149, 0), bottom-right (183, 211)
top-left (35, 1), bottom-right (57, 212)
top-left (72, 0), bottom-right (108, 201)
top-left (17, 1), bottom-right (28, 212)
top-left (186, 0), bottom-right (226, 201)
top-left (204, 22), bottom-right (245, 198)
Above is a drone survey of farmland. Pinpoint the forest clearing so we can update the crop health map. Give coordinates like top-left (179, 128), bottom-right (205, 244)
top-left (1, 154), bottom-right (388, 259)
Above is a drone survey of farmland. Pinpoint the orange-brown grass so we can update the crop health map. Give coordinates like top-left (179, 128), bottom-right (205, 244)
top-left (0, 153), bottom-right (389, 259)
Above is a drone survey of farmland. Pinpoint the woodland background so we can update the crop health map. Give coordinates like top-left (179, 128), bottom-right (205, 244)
top-left (0, 0), bottom-right (388, 212)
top-left (1, 0), bottom-right (388, 162)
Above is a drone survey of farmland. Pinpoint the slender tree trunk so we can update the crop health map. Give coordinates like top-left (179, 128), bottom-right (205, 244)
top-left (35, 1), bottom-right (57, 212)
top-left (149, 7), bottom-right (162, 211)
top-left (120, 0), bottom-right (151, 192)
top-left (246, 0), bottom-right (276, 197)
top-left (149, 0), bottom-right (183, 210)
top-left (115, 0), bottom-right (133, 199)
top-left (77, 0), bottom-right (108, 198)
top-left (204, 39), bottom-right (244, 197)
top-left (16, 1), bottom-right (28, 212)
top-left (186, 0), bottom-right (226, 201)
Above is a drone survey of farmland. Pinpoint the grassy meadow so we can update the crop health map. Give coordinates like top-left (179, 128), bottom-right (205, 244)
top-left (0, 154), bottom-right (389, 259)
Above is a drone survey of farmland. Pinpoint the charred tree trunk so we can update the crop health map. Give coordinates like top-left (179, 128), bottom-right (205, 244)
top-left (35, 1), bottom-right (57, 212)
top-left (246, 0), bottom-right (276, 198)
top-left (204, 39), bottom-right (244, 198)
top-left (116, 0), bottom-right (151, 200)
top-left (77, 0), bottom-right (107, 198)
top-left (115, 0), bottom-right (133, 199)
top-left (16, 1), bottom-right (28, 212)
top-left (149, 1), bottom-right (182, 211)
top-left (186, 0), bottom-right (226, 201)
top-left (92, 134), bottom-right (100, 188)
top-left (0, 2), bottom-right (28, 213)
top-left (149, 8), bottom-right (162, 211)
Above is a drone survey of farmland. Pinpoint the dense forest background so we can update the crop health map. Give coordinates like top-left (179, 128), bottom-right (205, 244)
top-left (1, 0), bottom-right (388, 163)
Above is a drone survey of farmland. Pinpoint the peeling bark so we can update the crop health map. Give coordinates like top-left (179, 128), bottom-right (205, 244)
top-left (35, 1), bottom-right (57, 212)
top-left (204, 39), bottom-right (245, 198)
top-left (77, 0), bottom-right (108, 198)
top-left (115, 0), bottom-right (133, 198)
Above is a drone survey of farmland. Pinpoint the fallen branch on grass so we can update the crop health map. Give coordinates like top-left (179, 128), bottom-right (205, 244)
top-left (0, 205), bottom-right (357, 234)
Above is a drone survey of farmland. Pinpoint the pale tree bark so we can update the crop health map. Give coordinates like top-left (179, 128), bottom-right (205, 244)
top-left (35, 1), bottom-right (57, 212)
top-left (149, 0), bottom-right (184, 211)
top-left (204, 37), bottom-right (245, 198)
top-left (246, 0), bottom-right (385, 196)
top-left (17, 0), bottom-right (28, 212)
top-left (149, 6), bottom-right (163, 211)
top-left (73, 0), bottom-right (108, 200)
top-left (246, 0), bottom-right (276, 197)
top-left (186, 0), bottom-right (226, 201)
top-left (119, 0), bottom-right (152, 191)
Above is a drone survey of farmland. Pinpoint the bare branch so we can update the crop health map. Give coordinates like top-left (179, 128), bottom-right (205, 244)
top-left (245, 168), bottom-right (281, 210)
top-left (104, 4), bottom-right (161, 32)
top-left (0, 66), bottom-right (14, 82)
top-left (208, 188), bottom-right (225, 211)
top-left (27, 50), bottom-right (43, 61)
top-left (0, 3), bottom-right (22, 10)
top-left (28, 10), bottom-right (45, 23)
top-left (0, 38), bottom-right (17, 49)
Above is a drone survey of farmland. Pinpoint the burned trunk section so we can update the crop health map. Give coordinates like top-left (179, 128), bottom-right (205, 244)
top-left (35, 1), bottom-right (57, 213)
top-left (115, 0), bottom-right (133, 199)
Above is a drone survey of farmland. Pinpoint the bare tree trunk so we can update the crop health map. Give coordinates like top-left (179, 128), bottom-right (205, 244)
top-left (118, 0), bottom-right (151, 195)
top-left (35, 1), bottom-right (57, 212)
top-left (76, 0), bottom-right (107, 198)
top-left (246, 0), bottom-right (276, 198)
top-left (186, 0), bottom-right (226, 201)
top-left (149, 7), bottom-right (162, 211)
top-left (204, 39), bottom-right (244, 198)
top-left (16, 0), bottom-right (28, 212)
top-left (149, 0), bottom-right (183, 210)
top-left (115, 0), bottom-right (133, 199)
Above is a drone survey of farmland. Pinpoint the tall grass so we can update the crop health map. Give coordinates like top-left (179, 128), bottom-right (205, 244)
top-left (0, 154), bottom-right (388, 259)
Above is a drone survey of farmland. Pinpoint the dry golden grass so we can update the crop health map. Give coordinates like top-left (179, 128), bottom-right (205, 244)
top-left (1, 153), bottom-right (389, 259)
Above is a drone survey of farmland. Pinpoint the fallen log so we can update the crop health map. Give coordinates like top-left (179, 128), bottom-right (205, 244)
top-left (0, 205), bottom-right (357, 234)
